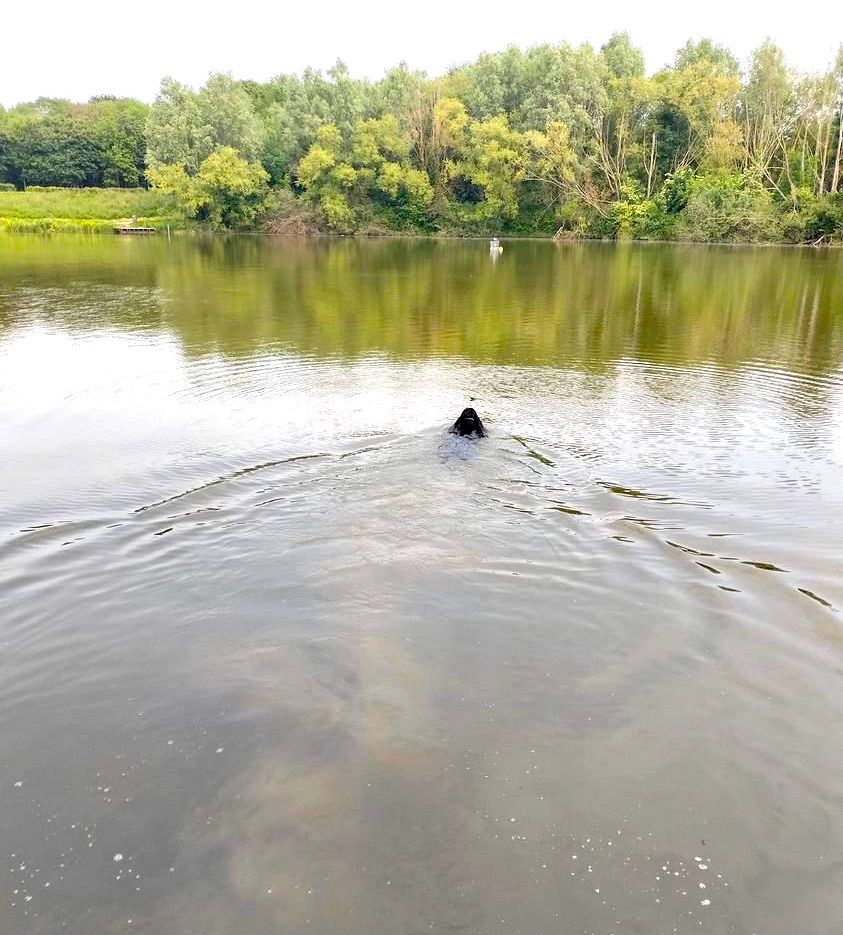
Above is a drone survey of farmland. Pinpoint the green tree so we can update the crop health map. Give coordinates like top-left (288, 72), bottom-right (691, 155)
top-left (0, 97), bottom-right (149, 188)
top-left (602, 32), bottom-right (645, 80)
top-left (517, 44), bottom-right (607, 140)
top-left (452, 45), bottom-right (526, 122)
top-left (88, 97), bottom-right (149, 186)
top-left (147, 147), bottom-right (269, 227)
top-left (445, 115), bottom-right (528, 226)
top-left (260, 63), bottom-right (373, 185)
top-left (145, 78), bottom-right (210, 172)
top-left (1, 101), bottom-right (101, 187)
top-left (674, 39), bottom-right (740, 77)
top-left (146, 74), bottom-right (262, 173)
top-left (525, 121), bottom-right (594, 215)
top-left (296, 119), bottom-right (433, 232)
top-left (655, 60), bottom-right (740, 170)
top-left (373, 63), bottom-right (429, 125)
top-left (452, 42), bottom-right (607, 143)
top-left (742, 41), bottom-right (794, 195)
top-left (680, 170), bottom-right (781, 241)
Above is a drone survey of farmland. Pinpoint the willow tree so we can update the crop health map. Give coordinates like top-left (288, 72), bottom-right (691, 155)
top-left (146, 74), bottom-right (263, 173)
top-left (444, 115), bottom-right (528, 226)
top-left (657, 61), bottom-right (741, 170)
top-left (525, 121), bottom-right (610, 225)
top-left (741, 41), bottom-right (794, 196)
top-left (296, 116), bottom-right (434, 232)
top-left (831, 47), bottom-right (843, 194)
top-left (147, 146), bottom-right (269, 227)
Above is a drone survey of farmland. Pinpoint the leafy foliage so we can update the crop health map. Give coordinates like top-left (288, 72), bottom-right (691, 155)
top-left (147, 148), bottom-right (269, 228)
top-left (146, 74), bottom-right (263, 173)
top-left (0, 97), bottom-right (148, 188)
top-left (296, 118), bottom-right (433, 231)
top-left (680, 171), bottom-right (781, 241)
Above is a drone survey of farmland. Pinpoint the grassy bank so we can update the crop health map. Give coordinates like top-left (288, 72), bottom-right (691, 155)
top-left (0, 187), bottom-right (184, 232)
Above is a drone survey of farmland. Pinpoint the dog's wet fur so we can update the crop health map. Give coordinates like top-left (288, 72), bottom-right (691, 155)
top-left (450, 407), bottom-right (486, 438)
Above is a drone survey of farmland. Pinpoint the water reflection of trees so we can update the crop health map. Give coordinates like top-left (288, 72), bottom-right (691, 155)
top-left (1, 236), bottom-right (840, 373)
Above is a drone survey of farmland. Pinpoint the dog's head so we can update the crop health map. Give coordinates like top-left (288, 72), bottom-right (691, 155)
top-left (451, 407), bottom-right (486, 437)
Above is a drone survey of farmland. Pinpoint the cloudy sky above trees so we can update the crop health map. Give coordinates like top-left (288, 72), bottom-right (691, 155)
top-left (2, 0), bottom-right (840, 106)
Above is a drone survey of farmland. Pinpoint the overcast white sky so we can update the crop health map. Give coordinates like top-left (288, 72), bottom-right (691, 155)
top-left (2, 0), bottom-right (841, 107)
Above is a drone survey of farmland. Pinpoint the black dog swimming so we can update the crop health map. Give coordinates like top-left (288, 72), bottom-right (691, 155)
top-left (450, 407), bottom-right (486, 438)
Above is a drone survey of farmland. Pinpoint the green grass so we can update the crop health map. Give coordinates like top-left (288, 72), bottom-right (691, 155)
top-left (0, 187), bottom-right (183, 231)
top-left (0, 216), bottom-right (184, 232)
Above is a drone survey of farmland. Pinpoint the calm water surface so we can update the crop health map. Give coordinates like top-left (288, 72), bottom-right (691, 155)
top-left (1, 236), bottom-right (842, 935)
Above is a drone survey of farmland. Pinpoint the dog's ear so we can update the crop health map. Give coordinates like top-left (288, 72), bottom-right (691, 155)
top-left (474, 415), bottom-right (487, 437)
top-left (449, 417), bottom-right (461, 434)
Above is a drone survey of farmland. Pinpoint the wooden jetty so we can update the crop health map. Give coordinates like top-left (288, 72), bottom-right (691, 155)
top-left (114, 226), bottom-right (156, 234)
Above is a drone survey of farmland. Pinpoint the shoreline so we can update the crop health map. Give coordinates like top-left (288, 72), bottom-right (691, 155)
top-left (1, 225), bottom-right (839, 248)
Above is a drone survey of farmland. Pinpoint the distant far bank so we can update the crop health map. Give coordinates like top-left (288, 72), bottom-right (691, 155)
top-left (2, 35), bottom-right (842, 245)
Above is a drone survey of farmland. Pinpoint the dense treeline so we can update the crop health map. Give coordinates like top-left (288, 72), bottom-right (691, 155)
top-left (0, 96), bottom-right (148, 188)
top-left (1, 36), bottom-right (842, 241)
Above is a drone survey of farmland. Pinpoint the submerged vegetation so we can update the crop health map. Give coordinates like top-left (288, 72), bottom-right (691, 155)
top-left (1, 36), bottom-right (841, 241)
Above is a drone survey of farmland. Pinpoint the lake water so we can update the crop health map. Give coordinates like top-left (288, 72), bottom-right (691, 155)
top-left (1, 235), bottom-right (841, 935)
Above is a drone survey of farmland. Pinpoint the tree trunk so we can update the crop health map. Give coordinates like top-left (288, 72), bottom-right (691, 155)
top-left (831, 114), bottom-right (843, 193)
top-left (817, 116), bottom-right (830, 196)
top-left (800, 123), bottom-right (807, 181)
top-left (645, 132), bottom-right (657, 198)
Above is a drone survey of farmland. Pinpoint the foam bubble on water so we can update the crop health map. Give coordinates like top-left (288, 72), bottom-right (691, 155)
top-left (113, 854), bottom-right (123, 863)
top-left (699, 863), bottom-right (708, 870)
top-left (701, 899), bottom-right (711, 906)
top-left (215, 748), bottom-right (224, 754)
top-left (13, 781), bottom-right (23, 788)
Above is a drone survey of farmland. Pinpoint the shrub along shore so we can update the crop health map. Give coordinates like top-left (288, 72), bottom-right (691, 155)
top-left (2, 35), bottom-right (842, 243)
top-left (1, 184), bottom-right (839, 243)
